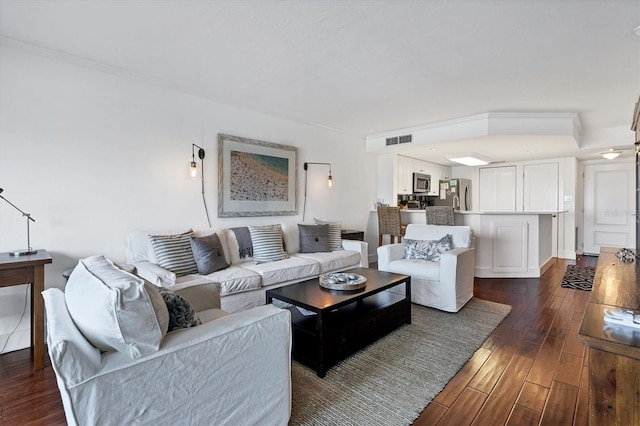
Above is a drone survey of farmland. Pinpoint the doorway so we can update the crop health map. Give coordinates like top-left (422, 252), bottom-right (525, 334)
top-left (583, 160), bottom-right (636, 254)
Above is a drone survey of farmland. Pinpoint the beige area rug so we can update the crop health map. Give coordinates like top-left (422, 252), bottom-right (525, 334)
top-left (290, 297), bottom-right (512, 425)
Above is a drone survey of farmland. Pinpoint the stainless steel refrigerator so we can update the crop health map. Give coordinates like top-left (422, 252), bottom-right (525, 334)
top-left (431, 178), bottom-right (472, 211)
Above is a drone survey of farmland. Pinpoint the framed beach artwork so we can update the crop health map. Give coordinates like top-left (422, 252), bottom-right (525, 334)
top-left (218, 134), bottom-right (298, 217)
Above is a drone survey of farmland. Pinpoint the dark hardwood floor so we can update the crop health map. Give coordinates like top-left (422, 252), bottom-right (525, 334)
top-left (416, 255), bottom-right (596, 426)
top-left (0, 256), bottom-right (596, 425)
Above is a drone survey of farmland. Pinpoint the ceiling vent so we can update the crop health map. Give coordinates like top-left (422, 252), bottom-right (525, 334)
top-left (386, 134), bottom-right (412, 146)
top-left (399, 134), bottom-right (412, 144)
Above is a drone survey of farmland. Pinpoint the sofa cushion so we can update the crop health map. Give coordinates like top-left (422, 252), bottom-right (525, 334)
top-left (293, 250), bottom-right (361, 273)
top-left (197, 308), bottom-right (229, 323)
top-left (404, 234), bottom-right (453, 262)
top-left (240, 257), bottom-right (320, 286)
top-left (385, 258), bottom-right (441, 281)
top-left (158, 290), bottom-right (202, 332)
top-left (149, 230), bottom-right (198, 276)
top-left (298, 224), bottom-right (330, 253)
top-left (249, 225), bottom-right (287, 264)
top-left (65, 255), bottom-right (168, 358)
top-left (171, 266), bottom-right (262, 296)
top-left (190, 234), bottom-right (229, 274)
top-left (313, 218), bottom-right (343, 251)
top-left (142, 281), bottom-right (171, 338)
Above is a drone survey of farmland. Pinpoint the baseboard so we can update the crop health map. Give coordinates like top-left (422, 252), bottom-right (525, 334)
top-left (0, 328), bottom-right (30, 354)
top-left (539, 257), bottom-right (554, 276)
top-left (474, 266), bottom-right (542, 278)
top-left (558, 250), bottom-right (577, 260)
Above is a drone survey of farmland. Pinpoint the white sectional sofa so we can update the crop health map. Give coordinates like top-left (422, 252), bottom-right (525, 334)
top-left (127, 223), bottom-right (368, 312)
top-left (43, 255), bottom-right (292, 426)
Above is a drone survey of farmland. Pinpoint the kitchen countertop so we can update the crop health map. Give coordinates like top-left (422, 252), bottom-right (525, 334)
top-left (372, 209), bottom-right (567, 214)
top-left (454, 210), bottom-right (567, 215)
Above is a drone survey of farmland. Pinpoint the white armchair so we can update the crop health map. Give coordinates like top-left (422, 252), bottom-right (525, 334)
top-left (377, 224), bottom-right (475, 312)
top-left (43, 256), bottom-right (292, 426)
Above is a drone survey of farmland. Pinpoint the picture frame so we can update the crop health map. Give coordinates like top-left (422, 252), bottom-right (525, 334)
top-left (218, 133), bottom-right (298, 217)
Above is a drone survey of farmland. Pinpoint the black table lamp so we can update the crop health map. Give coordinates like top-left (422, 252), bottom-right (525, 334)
top-left (0, 188), bottom-right (37, 256)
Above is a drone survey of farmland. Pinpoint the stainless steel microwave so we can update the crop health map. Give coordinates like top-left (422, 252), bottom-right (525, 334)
top-left (413, 173), bottom-right (431, 193)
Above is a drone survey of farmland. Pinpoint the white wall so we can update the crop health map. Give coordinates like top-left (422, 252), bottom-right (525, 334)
top-left (0, 46), bottom-right (377, 352)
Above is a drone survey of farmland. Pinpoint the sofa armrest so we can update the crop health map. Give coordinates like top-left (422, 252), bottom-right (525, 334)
top-left (377, 243), bottom-right (404, 270)
top-left (42, 289), bottom-right (102, 386)
top-left (439, 247), bottom-right (475, 284)
top-left (71, 305), bottom-right (292, 425)
top-left (342, 239), bottom-right (369, 268)
top-left (134, 261), bottom-right (176, 287)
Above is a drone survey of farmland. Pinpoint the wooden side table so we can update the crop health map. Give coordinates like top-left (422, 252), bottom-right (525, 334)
top-left (0, 250), bottom-right (52, 370)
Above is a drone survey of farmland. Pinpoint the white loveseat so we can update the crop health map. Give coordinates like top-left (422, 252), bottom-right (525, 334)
top-left (127, 223), bottom-right (368, 313)
top-left (377, 224), bottom-right (475, 312)
top-left (43, 256), bottom-right (292, 426)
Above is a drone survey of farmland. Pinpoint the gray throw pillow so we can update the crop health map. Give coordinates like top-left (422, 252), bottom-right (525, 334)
top-left (298, 224), bottom-right (330, 253)
top-left (159, 290), bottom-right (202, 332)
top-left (313, 218), bottom-right (343, 251)
top-left (189, 234), bottom-right (229, 275)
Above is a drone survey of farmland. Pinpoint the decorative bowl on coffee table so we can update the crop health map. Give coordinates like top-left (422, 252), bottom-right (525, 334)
top-left (319, 272), bottom-right (367, 291)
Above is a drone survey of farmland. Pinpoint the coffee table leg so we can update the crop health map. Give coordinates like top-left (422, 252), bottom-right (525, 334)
top-left (317, 311), bottom-right (326, 378)
top-left (405, 277), bottom-right (412, 324)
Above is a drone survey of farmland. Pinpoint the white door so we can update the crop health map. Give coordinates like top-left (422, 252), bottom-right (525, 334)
top-left (583, 161), bottom-right (636, 254)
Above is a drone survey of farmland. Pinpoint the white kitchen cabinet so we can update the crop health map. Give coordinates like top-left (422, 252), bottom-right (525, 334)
top-left (414, 160), bottom-right (448, 196)
top-left (491, 220), bottom-right (528, 273)
top-left (396, 155), bottom-right (413, 194)
top-left (431, 164), bottom-right (451, 196)
top-left (523, 163), bottom-right (559, 211)
top-left (479, 166), bottom-right (517, 211)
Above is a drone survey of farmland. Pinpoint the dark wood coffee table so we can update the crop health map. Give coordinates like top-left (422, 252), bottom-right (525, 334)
top-left (266, 268), bottom-right (411, 377)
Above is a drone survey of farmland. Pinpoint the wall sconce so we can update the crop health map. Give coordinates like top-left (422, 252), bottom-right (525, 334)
top-left (190, 143), bottom-right (206, 178)
top-left (601, 149), bottom-right (621, 160)
top-left (188, 143), bottom-right (211, 227)
top-left (304, 162), bottom-right (333, 188)
top-left (303, 162), bottom-right (333, 220)
top-left (0, 188), bottom-right (37, 256)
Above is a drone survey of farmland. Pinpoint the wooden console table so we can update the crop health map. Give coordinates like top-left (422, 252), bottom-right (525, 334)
top-left (578, 247), bottom-right (640, 425)
top-left (0, 250), bottom-right (52, 370)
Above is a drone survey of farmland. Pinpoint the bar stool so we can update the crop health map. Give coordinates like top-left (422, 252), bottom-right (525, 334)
top-left (425, 206), bottom-right (455, 226)
top-left (377, 206), bottom-right (406, 246)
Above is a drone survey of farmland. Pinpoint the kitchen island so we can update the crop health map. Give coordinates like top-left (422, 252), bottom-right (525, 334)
top-left (367, 209), bottom-right (564, 278)
top-left (455, 211), bottom-right (562, 278)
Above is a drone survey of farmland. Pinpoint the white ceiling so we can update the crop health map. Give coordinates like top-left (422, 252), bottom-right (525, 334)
top-left (1, 0), bottom-right (639, 164)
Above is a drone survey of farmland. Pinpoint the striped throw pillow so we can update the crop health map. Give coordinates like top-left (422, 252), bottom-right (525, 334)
top-left (149, 230), bottom-right (198, 277)
top-left (313, 218), bottom-right (343, 251)
top-left (248, 225), bottom-right (287, 264)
